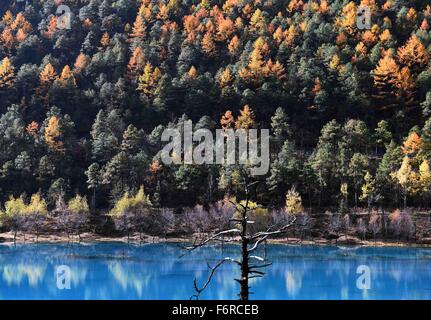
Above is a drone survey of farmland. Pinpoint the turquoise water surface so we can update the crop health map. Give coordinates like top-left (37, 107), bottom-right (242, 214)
top-left (0, 242), bottom-right (430, 300)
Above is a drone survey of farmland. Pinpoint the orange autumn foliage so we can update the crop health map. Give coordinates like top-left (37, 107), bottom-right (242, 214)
top-left (397, 35), bottom-right (429, 68)
top-left (45, 116), bottom-right (64, 152)
top-left (220, 110), bottom-right (234, 129)
top-left (402, 132), bottom-right (421, 156)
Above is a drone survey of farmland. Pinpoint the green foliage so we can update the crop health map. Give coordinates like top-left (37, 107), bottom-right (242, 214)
top-left (68, 194), bottom-right (90, 215)
top-left (26, 193), bottom-right (48, 215)
top-left (1, 0), bottom-right (431, 213)
top-left (3, 195), bottom-right (26, 218)
top-left (109, 186), bottom-right (152, 217)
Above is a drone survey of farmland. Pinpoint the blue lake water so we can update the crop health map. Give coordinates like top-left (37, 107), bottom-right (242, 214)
top-left (0, 242), bottom-right (430, 300)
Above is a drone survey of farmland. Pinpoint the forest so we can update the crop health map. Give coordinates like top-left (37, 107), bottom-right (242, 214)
top-left (1, 0), bottom-right (431, 241)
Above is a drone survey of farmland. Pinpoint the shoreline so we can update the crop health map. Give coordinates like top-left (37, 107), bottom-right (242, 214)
top-left (1, 231), bottom-right (431, 248)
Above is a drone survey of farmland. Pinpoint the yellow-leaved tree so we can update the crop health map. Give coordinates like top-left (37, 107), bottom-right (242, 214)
top-left (58, 65), bottom-right (77, 87)
top-left (45, 116), bottom-right (64, 152)
top-left (397, 35), bottom-right (429, 69)
top-left (38, 63), bottom-right (57, 103)
top-left (109, 186), bottom-right (152, 239)
top-left (393, 156), bottom-right (419, 208)
top-left (73, 53), bottom-right (89, 74)
top-left (360, 171), bottom-right (376, 212)
top-left (137, 63), bottom-right (162, 97)
top-left (402, 131), bottom-right (421, 158)
top-left (110, 186), bottom-right (152, 217)
top-left (219, 67), bottom-right (233, 88)
top-left (373, 53), bottom-right (400, 97)
top-left (0, 57), bottom-right (14, 88)
top-left (336, 1), bottom-right (357, 35)
top-left (419, 160), bottom-right (431, 207)
top-left (285, 187), bottom-right (304, 214)
top-left (235, 105), bottom-right (255, 130)
top-left (127, 47), bottom-right (145, 82)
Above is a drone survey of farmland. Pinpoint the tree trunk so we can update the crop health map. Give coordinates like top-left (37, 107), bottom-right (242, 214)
top-left (239, 237), bottom-right (249, 300)
top-left (91, 188), bottom-right (96, 210)
top-left (354, 188), bottom-right (358, 208)
top-left (239, 206), bottom-right (249, 300)
top-left (404, 193), bottom-right (407, 210)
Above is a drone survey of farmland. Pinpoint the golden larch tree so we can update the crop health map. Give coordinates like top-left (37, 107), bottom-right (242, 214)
top-left (201, 32), bottom-right (216, 56)
top-left (393, 156), bottom-right (419, 208)
top-left (420, 19), bottom-right (429, 31)
top-left (239, 38), bottom-right (269, 84)
top-left (397, 35), bottom-right (429, 69)
top-left (285, 25), bottom-right (297, 46)
top-left (100, 32), bottom-right (110, 47)
top-left (216, 15), bottom-right (235, 41)
top-left (268, 60), bottom-right (286, 81)
top-left (419, 160), bottom-right (431, 195)
top-left (285, 187), bottom-right (304, 214)
top-left (137, 63), bottom-right (162, 97)
top-left (336, 1), bottom-right (357, 35)
top-left (1, 27), bottom-right (15, 52)
top-left (58, 65), bottom-right (77, 87)
top-left (127, 47), bottom-right (146, 82)
top-left (131, 14), bottom-right (146, 38)
top-left (1, 11), bottom-right (14, 26)
top-left (250, 8), bottom-right (266, 32)
top-left (228, 35), bottom-right (240, 56)
top-left (379, 29), bottom-right (392, 42)
top-left (395, 66), bottom-right (414, 103)
top-left (0, 57), bottom-right (15, 88)
top-left (402, 132), bottom-right (421, 157)
top-left (45, 116), bottom-right (64, 152)
top-left (73, 53), bottom-right (89, 74)
top-left (38, 63), bottom-right (57, 103)
top-left (220, 110), bottom-right (234, 130)
top-left (373, 53), bottom-right (400, 95)
top-left (235, 105), bottom-right (255, 130)
top-left (187, 66), bottom-right (197, 79)
top-left (40, 63), bottom-right (57, 86)
top-left (44, 16), bottom-right (57, 39)
top-left (26, 121), bottom-right (39, 138)
top-left (273, 27), bottom-right (284, 45)
top-left (16, 28), bottom-right (27, 42)
top-left (219, 67), bottom-right (233, 88)
top-left (11, 13), bottom-right (32, 33)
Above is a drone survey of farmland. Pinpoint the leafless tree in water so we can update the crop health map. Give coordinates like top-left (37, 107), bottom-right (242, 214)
top-left (182, 177), bottom-right (296, 300)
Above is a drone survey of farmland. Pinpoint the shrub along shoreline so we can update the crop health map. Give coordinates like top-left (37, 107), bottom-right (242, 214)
top-left (1, 231), bottom-right (431, 247)
top-left (1, 187), bottom-right (431, 246)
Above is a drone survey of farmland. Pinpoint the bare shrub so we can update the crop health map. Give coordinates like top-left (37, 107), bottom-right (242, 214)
top-left (356, 218), bottom-right (367, 240)
top-left (369, 211), bottom-right (381, 242)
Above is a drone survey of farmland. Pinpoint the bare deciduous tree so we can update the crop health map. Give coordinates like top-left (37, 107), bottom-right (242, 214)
top-left (182, 178), bottom-right (296, 300)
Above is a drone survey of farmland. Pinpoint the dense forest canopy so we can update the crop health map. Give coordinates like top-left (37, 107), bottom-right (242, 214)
top-left (1, 0), bottom-right (431, 212)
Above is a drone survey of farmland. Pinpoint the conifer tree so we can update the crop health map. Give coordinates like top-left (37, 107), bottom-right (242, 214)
top-left (44, 116), bottom-right (64, 152)
top-left (0, 57), bottom-right (14, 88)
top-left (397, 35), bottom-right (429, 69)
top-left (235, 105), bottom-right (255, 130)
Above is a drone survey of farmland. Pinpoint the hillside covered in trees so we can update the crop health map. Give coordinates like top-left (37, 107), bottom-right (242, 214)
top-left (1, 0), bottom-right (431, 223)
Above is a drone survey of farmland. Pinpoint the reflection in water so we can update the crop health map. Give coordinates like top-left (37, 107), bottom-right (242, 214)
top-left (2, 264), bottom-right (46, 287)
top-left (285, 270), bottom-right (303, 298)
top-left (0, 243), bottom-right (430, 299)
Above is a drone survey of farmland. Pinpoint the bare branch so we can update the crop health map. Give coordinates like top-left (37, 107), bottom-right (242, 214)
top-left (190, 257), bottom-right (236, 300)
top-left (181, 228), bottom-right (241, 252)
